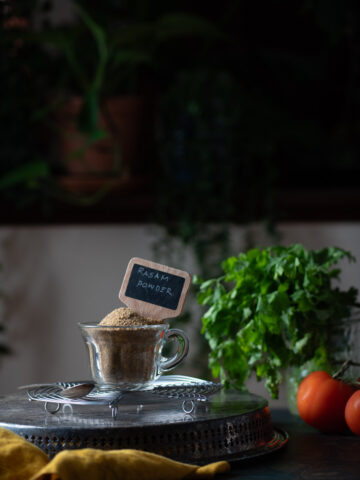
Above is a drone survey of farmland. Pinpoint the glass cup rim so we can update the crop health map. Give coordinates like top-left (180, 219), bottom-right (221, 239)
top-left (78, 321), bottom-right (169, 330)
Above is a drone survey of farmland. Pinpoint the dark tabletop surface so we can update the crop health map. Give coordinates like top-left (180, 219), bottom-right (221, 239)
top-left (0, 390), bottom-right (358, 477)
top-left (222, 409), bottom-right (360, 480)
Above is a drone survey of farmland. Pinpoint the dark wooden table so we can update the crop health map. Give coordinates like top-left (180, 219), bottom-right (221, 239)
top-left (223, 409), bottom-right (359, 479)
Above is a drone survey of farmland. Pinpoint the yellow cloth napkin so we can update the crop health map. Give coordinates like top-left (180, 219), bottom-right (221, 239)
top-left (0, 427), bottom-right (230, 480)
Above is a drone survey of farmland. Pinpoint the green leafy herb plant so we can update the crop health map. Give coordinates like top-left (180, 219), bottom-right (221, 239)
top-left (195, 244), bottom-right (359, 398)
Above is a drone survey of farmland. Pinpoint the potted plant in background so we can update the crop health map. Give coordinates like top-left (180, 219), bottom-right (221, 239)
top-left (194, 244), bottom-right (359, 411)
top-left (31, 1), bottom-right (224, 194)
top-left (45, 2), bottom-right (150, 189)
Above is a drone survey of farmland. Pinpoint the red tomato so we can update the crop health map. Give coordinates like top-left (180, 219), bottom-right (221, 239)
top-left (296, 370), bottom-right (355, 433)
top-left (345, 390), bottom-right (360, 435)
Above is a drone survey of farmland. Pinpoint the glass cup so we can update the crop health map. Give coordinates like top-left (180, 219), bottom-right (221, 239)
top-left (79, 322), bottom-right (189, 392)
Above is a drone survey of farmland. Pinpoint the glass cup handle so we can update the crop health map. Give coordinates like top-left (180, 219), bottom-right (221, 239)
top-left (159, 328), bottom-right (189, 372)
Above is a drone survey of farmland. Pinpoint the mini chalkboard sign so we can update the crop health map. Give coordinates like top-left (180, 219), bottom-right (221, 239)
top-left (119, 257), bottom-right (192, 321)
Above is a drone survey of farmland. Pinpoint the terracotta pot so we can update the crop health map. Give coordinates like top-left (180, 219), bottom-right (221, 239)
top-left (55, 95), bottom-right (153, 178)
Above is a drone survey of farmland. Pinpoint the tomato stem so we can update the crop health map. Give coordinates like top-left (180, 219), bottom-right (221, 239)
top-left (333, 360), bottom-right (360, 379)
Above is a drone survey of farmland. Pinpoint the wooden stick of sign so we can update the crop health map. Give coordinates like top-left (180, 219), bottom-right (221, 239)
top-left (119, 257), bottom-right (192, 321)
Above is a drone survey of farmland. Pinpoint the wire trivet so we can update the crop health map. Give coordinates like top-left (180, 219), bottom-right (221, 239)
top-left (25, 376), bottom-right (223, 417)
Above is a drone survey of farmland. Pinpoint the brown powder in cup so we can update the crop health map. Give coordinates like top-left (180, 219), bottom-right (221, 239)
top-left (99, 307), bottom-right (162, 326)
top-left (90, 307), bottom-right (165, 386)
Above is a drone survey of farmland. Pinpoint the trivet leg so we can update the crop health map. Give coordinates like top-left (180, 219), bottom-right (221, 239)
top-left (45, 402), bottom-right (60, 414)
top-left (62, 404), bottom-right (73, 414)
top-left (182, 399), bottom-right (195, 414)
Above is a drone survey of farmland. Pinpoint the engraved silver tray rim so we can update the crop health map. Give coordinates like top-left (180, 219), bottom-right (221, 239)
top-left (213, 427), bottom-right (289, 464)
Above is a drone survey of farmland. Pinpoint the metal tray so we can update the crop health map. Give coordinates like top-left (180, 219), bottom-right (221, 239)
top-left (0, 386), bottom-right (288, 463)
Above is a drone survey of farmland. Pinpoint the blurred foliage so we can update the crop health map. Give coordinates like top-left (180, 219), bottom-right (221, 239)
top-left (154, 70), bottom-right (249, 277)
top-left (1, 0), bottom-right (360, 368)
top-left (1, 0), bottom-right (224, 210)
top-left (0, 0), bottom-right (54, 213)
top-left (151, 0), bottom-right (360, 371)
top-left (2, 0), bottom-right (360, 212)
top-left (153, 0), bottom-right (360, 274)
